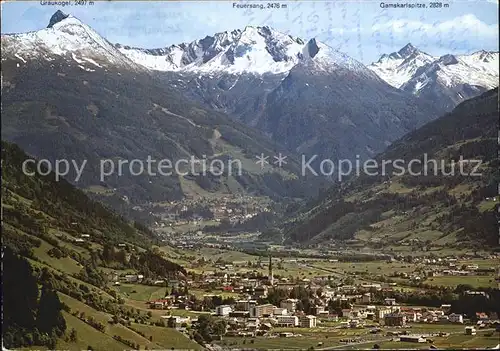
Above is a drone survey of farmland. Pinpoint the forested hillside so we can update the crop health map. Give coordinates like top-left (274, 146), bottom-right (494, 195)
top-left (2, 142), bottom-right (155, 248)
top-left (1, 55), bottom-right (322, 223)
top-left (2, 141), bottom-right (188, 350)
top-left (279, 88), bottom-right (499, 250)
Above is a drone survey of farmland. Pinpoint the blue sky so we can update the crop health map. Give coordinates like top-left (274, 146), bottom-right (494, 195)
top-left (1, 0), bottom-right (498, 63)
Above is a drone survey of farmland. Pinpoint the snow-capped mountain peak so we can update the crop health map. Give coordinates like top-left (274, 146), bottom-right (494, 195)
top-left (402, 50), bottom-right (499, 91)
top-left (369, 44), bottom-right (498, 91)
top-left (377, 43), bottom-right (422, 62)
top-left (368, 43), bottom-right (436, 88)
top-left (368, 43), bottom-right (499, 111)
top-left (297, 38), bottom-right (374, 77)
top-left (2, 11), bottom-right (142, 71)
top-left (397, 43), bottom-right (420, 58)
top-left (117, 25), bottom-right (310, 74)
top-left (3, 11), bottom-right (372, 77)
top-left (117, 26), bottom-right (375, 76)
top-left (47, 9), bottom-right (69, 28)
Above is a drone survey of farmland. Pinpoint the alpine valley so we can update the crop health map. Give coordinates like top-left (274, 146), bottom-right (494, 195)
top-left (2, 11), bottom-right (327, 224)
top-left (1, 11), bottom-right (499, 241)
top-left (2, 8), bottom-right (500, 351)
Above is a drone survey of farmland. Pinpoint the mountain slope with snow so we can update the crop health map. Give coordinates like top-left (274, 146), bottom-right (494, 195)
top-left (2, 11), bottom-right (324, 215)
top-left (2, 10), bottom-right (375, 78)
top-left (152, 36), bottom-right (439, 164)
top-left (125, 33), bottom-right (440, 163)
top-left (117, 25), bottom-right (375, 76)
top-left (402, 51), bottom-right (499, 93)
top-left (118, 26), bottom-right (305, 74)
top-left (1, 10), bottom-right (142, 71)
top-left (368, 44), bottom-right (499, 110)
top-left (0, 11), bottom-right (458, 170)
top-left (368, 43), bottom-right (437, 88)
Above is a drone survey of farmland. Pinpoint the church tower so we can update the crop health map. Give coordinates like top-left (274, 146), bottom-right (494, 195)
top-left (268, 254), bottom-right (274, 286)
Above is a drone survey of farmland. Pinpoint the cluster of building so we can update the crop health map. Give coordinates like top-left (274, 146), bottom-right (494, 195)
top-left (384, 258), bottom-right (499, 285)
top-left (215, 298), bottom-right (317, 329)
top-left (379, 307), bottom-right (467, 326)
top-left (111, 273), bottom-right (145, 285)
top-left (148, 257), bottom-right (496, 337)
top-left (153, 195), bottom-right (270, 227)
top-left (151, 287), bottom-right (500, 339)
top-left (105, 247), bottom-right (500, 345)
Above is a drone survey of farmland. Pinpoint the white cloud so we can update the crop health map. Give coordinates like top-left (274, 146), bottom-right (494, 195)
top-left (318, 13), bottom-right (498, 63)
top-left (322, 14), bottom-right (497, 44)
top-left (370, 14), bottom-right (497, 38)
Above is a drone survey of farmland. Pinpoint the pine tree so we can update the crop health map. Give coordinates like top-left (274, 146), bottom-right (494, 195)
top-left (69, 328), bottom-right (78, 342)
top-left (37, 286), bottom-right (67, 336)
top-left (102, 244), bottom-right (114, 262)
top-left (2, 247), bottom-right (39, 347)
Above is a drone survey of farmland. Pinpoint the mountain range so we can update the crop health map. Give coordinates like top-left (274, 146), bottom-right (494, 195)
top-left (1, 11), bottom-right (328, 221)
top-left (1, 10), bottom-right (498, 224)
top-left (116, 20), bottom-right (443, 162)
top-left (115, 25), bottom-right (498, 116)
top-left (368, 43), bottom-right (499, 111)
top-left (116, 19), bottom-right (497, 159)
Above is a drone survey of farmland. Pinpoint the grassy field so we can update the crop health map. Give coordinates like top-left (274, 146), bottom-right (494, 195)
top-left (386, 182), bottom-right (415, 194)
top-left (217, 335), bottom-right (341, 349)
top-left (157, 245), bottom-right (260, 268)
top-left (58, 312), bottom-right (126, 351)
top-left (113, 283), bottom-right (242, 302)
top-left (108, 324), bottom-right (161, 350)
top-left (85, 185), bottom-right (115, 195)
top-left (59, 293), bottom-right (112, 324)
top-left (477, 199), bottom-right (498, 212)
top-left (157, 246), bottom-right (498, 286)
top-left (358, 330), bottom-right (500, 350)
top-left (57, 291), bottom-right (205, 350)
top-left (390, 323), bottom-right (466, 333)
top-left (424, 275), bottom-right (497, 288)
top-left (121, 296), bottom-right (211, 321)
top-left (48, 229), bottom-right (93, 258)
top-left (113, 283), bottom-right (167, 301)
top-left (158, 246), bottom-right (346, 279)
top-left (130, 323), bottom-right (203, 350)
top-left (217, 327), bottom-right (403, 350)
top-left (59, 291), bottom-right (161, 348)
top-left (32, 239), bottom-right (84, 275)
top-left (341, 177), bottom-right (498, 255)
top-left (26, 258), bottom-right (116, 301)
top-left (433, 330), bottom-right (500, 349)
